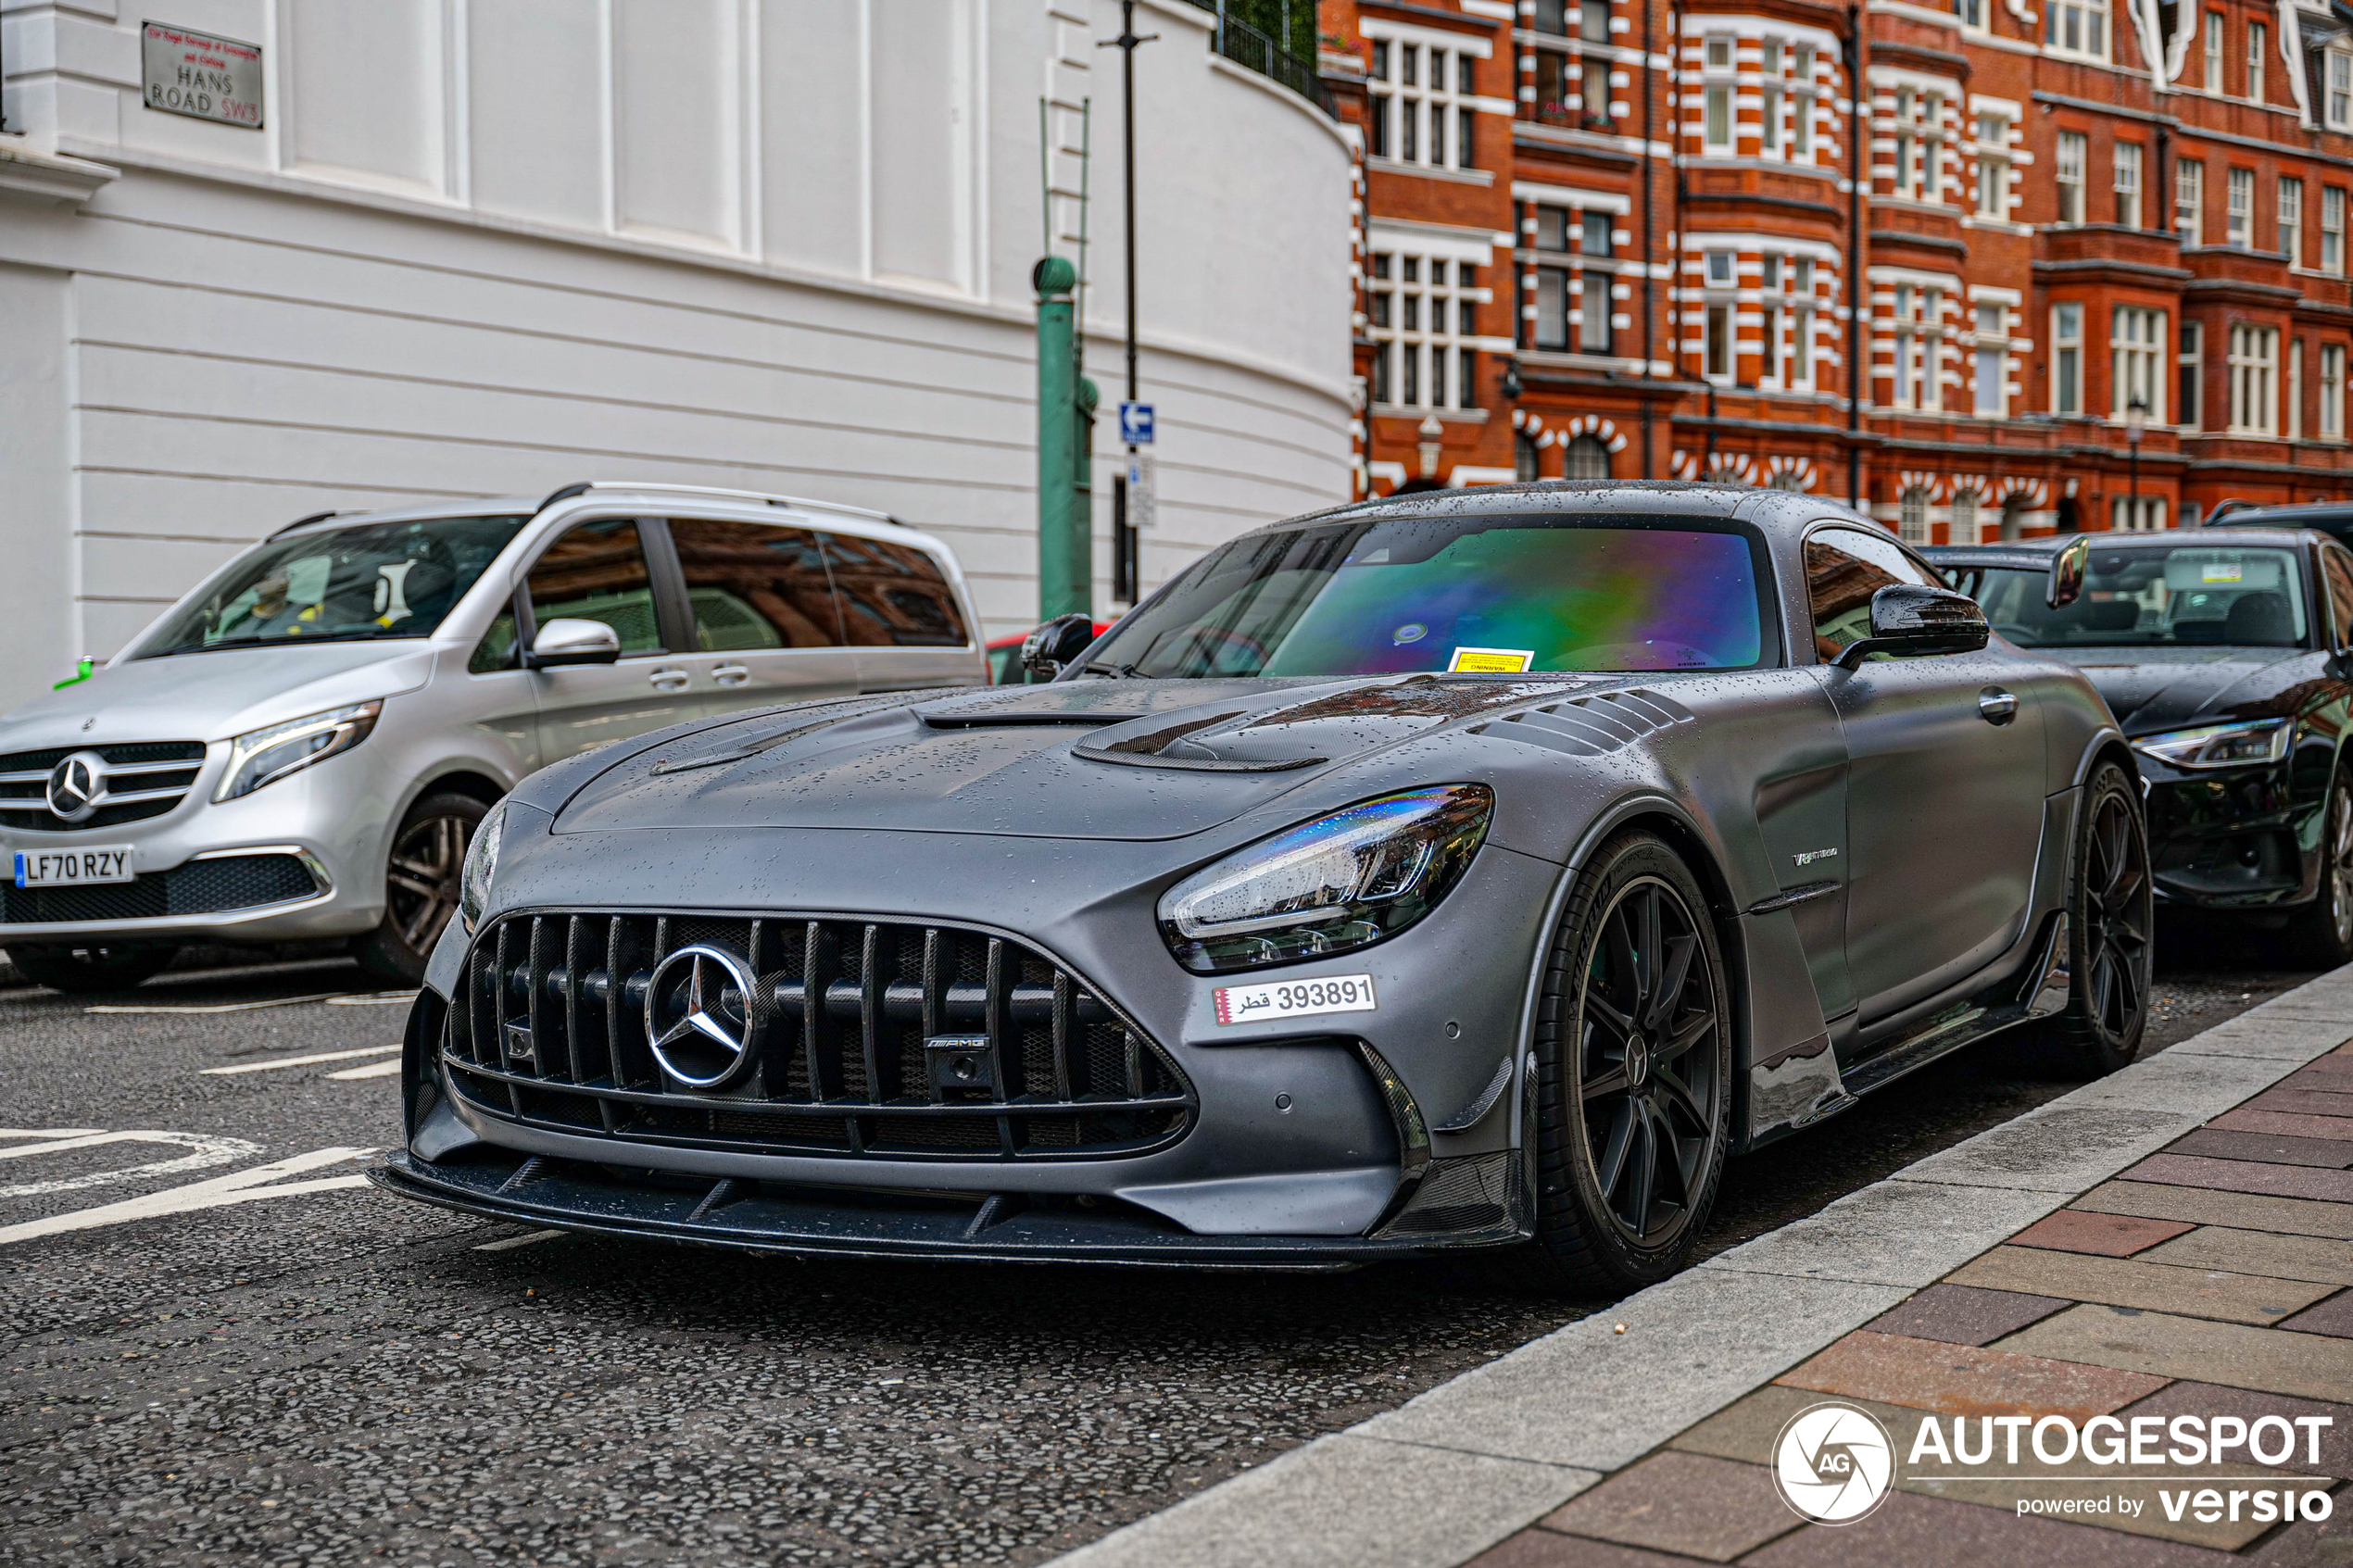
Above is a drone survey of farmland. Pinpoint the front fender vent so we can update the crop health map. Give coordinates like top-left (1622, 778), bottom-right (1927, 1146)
top-left (1466, 688), bottom-right (1695, 759)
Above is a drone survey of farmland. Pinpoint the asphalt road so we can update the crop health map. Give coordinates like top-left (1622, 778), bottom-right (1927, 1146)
top-left (0, 944), bottom-right (2317, 1567)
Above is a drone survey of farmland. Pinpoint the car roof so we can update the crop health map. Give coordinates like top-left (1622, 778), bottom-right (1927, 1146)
top-left (266, 482), bottom-right (911, 542)
top-left (2211, 502), bottom-right (2353, 523)
top-left (1259, 480), bottom-right (1868, 543)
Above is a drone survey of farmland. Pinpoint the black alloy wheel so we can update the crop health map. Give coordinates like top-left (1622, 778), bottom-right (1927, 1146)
top-left (1519, 830), bottom-right (1731, 1294)
top-left (10, 941), bottom-right (179, 995)
top-left (2042, 760), bottom-right (2152, 1075)
top-left (354, 791), bottom-right (486, 984)
top-left (2289, 771), bottom-right (2353, 968)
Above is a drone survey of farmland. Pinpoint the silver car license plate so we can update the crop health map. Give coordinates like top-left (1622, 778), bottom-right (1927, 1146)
top-left (14, 847), bottom-right (135, 888)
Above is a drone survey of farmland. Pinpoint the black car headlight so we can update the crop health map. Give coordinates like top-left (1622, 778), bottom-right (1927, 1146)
top-left (1157, 785), bottom-right (1492, 974)
top-left (214, 700), bottom-right (382, 801)
top-left (2132, 719), bottom-right (2291, 771)
top-left (459, 801), bottom-right (507, 935)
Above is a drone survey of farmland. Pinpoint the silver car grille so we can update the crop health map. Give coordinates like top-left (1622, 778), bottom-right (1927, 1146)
top-left (442, 911), bottom-right (1196, 1162)
top-left (0, 742), bottom-right (206, 833)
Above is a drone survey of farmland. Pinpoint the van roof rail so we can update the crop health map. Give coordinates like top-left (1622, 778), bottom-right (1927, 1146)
top-left (270, 509), bottom-right (343, 537)
top-left (531, 480), bottom-right (899, 525)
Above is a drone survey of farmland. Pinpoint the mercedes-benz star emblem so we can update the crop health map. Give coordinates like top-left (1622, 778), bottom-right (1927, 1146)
top-left (44, 749), bottom-right (109, 823)
top-left (643, 944), bottom-right (763, 1089)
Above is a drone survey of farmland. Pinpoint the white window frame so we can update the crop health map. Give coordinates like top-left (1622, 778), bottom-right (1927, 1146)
top-left (1366, 30), bottom-right (1485, 172)
top-left (2229, 322), bottom-right (2279, 435)
top-left (2205, 11), bottom-right (2225, 94)
top-left (2113, 305), bottom-right (2166, 424)
top-left (2249, 21), bottom-right (2266, 102)
top-left (2324, 343), bottom-right (2345, 439)
top-left (2328, 186), bottom-right (2347, 272)
top-left (2179, 160), bottom-right (2205, 245)
top-left (2057, 132), bottom-right (2086, 225)
top-left (1793, 45), bottom-right (1817, 162)
top-left (1951, 490), bottom-right (1981, 546)
top-left (1974, 301), bottom-right (2009, 416)
top-left (2228, 167), bottom-right (2254, 248)
top-left (2282, 177), bottom-right (2304, 266)
top-left (1369, 246), bottom-right (1492, 411)
top-left (2052, 301), bottom-right (2082, 414)
top-left (2331, 48), bottom-right (2352, 130)
top-left (2179, 320), bottom-right (2204, 430)
top-left (2292, 334), bottom-right (2306, 440)
top-left (1894, 282), bottom-right (1944, 409)
top-left (1899, 486), bottom-right (1931, 544)
top-left (1975, 113), bottom-right (2010, 219)
top-left (2045, 0), bottom-right (2109, 59)
top-left (1703, 35), bottom-right (1734, 151)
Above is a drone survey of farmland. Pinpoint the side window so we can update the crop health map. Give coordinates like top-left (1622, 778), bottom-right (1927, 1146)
top-left (1805, 527), bottom-right (1931, 661)
top-left (467, 603), bottom-right (520, 673)
top-left (2323, 544), bottom-right (2353, 647)
top-left (523, 518), bottom-right (663, 654)
top-left (822, 533), bottom-right (971, 647)
top-left (667, 518), bottom-right (846, 649)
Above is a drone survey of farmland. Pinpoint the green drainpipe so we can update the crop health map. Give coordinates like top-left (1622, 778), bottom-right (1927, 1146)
top-left (1034, 256), bottom-right (1090, 621)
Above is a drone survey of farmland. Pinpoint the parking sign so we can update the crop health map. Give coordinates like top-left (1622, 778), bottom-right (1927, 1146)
top-left (1119, 402), bottom-right (1155, 445)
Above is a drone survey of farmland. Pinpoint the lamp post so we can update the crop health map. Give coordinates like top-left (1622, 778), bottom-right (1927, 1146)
top-left (1102, 0), bottom-right (1154, 605)
top-left (2125, 395), bottom-right (2147, 532)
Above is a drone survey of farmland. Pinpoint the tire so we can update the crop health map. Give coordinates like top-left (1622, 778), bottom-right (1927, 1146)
top-left (1513, 830), bottom-right (1734, 1296)
top-left (2039, 760), bottom-right (2154, 1076)
top-left (10, 941), bottom-right (179, 994)
top-left (2288, 771), bottom-right (2353, 970)
top-left (352, 791), bottom-right (486, 985)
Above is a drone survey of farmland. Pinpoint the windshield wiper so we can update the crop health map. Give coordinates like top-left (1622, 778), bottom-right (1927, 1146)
top-left (1078, 659), bottom-right (1145, 679)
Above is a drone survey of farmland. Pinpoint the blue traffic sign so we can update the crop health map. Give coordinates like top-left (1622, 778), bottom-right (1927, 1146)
top-left (1118, 401), bottom-right (1155, 445)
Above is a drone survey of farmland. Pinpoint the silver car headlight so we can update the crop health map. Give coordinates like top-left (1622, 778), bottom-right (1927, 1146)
top-left (459, 801), bottom-right (508, 935)
top-left (213, 700), bottom-right (382, 802)
top-left (1157, 785), bottom-right (1492, 974)
top-left (2131, 719), bottom-right (2291, 771)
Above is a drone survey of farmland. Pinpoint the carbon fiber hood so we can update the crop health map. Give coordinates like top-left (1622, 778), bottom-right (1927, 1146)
top-left (551, 675), bottom-right (1596, 841)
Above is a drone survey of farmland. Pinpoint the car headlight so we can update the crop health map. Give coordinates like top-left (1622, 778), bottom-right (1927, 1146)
top-left (2131, 719), bottom-right (2292, 771)
top-left (213, 700), bottom-right (382, 802)
top-left (1157, 785), bottom-right (1492, 974)
top-left (459, 801), bottom-right (507, 935)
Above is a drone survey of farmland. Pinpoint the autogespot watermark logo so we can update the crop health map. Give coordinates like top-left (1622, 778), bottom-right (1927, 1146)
top-left (1772, 1402), bottom-right (1895, 1524)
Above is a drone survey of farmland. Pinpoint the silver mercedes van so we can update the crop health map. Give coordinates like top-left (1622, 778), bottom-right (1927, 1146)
top-left (0, 482), bottom-right (987, 992)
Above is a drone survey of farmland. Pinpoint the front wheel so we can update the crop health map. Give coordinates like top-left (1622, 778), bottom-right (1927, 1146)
top-left (10, 942), bottom-right (179, 994)
top-left (2288, 771), bottom-right (2353, 970)
top-left (2039, 760), bottom-right (2153, 1076)
top-left (352, 792), bottom-right (485, 985)
top-left (1516, 830), bottom-right (1733, 1296)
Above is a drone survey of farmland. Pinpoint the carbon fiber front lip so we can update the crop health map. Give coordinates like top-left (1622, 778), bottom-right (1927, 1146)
top-left (372, 1150), bottom-right (1518, 1269)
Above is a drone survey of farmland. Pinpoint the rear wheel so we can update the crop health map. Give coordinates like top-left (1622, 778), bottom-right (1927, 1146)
top-left (10, 941), bottom-right (179, 994)
top-left (2288, 771), bottom-right (2353, 970)
top-left (2039, 760), bottom-right (2153, 1075)
top-left (352, 792), bottom-right (484, 985)
top-left (1516, 830), bottom-right (1732, 1296)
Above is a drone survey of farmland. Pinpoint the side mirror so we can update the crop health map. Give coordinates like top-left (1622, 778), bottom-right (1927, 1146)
top-left (1833, 584), bottom-right (1991, 669)
top-left (1021, 612), bottom-right (1097, 680)
top-left (2047, 535), bottom-right (2091, 609)
top-left (524, 617), bottom-right (622, 669)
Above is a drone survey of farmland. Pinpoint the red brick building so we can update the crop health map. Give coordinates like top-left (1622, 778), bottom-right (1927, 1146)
top-left (1322, 0), bottom-right (2353, 538)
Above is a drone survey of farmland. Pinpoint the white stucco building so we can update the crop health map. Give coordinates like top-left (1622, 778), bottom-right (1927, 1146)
top-left (0, 0), bottom-right (1353, 711)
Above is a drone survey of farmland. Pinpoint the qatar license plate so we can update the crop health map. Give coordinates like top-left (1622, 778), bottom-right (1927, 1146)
top-left (1214, 972), bottom-right (1378, 1025)
top-left (14, 847), bottom-right (135, 888)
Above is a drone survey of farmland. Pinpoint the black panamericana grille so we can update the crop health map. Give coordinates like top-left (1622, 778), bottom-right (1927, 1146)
top-left (0, 742), bottom-right (206, 832)
top-left (443, 912), bottom-right (1195, 1162)
top-left (0, 853), bottom-right (321, 924)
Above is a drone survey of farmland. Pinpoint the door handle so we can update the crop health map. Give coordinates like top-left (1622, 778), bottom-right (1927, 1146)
top-left (1978, 686), bottom-right (2020, 725)
top-left (648, 667), bottom-right (690, 693)
top-left (711, 663), bottom-right (751, 687)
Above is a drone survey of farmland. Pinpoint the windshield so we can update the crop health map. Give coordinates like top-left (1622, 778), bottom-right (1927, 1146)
top-left (1088, 515), bottom-right (1772, 678)
top-left (1944, 544), bottom-right (2309, 649)
top-left (138, 514), bottom-right (530, 658)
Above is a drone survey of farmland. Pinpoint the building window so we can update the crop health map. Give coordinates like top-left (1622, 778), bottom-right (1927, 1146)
top-left (1580, 0), bottom-right (1612, 44)
top-left (2046, 0), bottom-right (2108, 57)
top-left (1703, 36), bottom-right (1733, 150)
top-left (2205, 11), bottom-right (2224, 93)
top-left (1760, 38), bottom-right (1782, 156)
top-left (2179, 159), bottom-right (2205, 243)
top-left (1705, 303), bottom-right (1733, 378)
top-left (1369, 34), bottom-right (1479, 171)
top-left (2056, 132), bottom-right (2086, 224)
top-left (1516, 430), bottom-right (1541, 482)
top-left (2324, 344), bottom-right (2345, 439)
top-left (2229, 323), bottom-right (2279, 434)
top-left (1370, 250), bottom-right (1488, 409)
top-left (2282, 177), bottom-right (2304, 265)
top-left (1960, 0), bottom-right (1986, 27)
top-left (2114, 306), bottom-right (2166, 423)
top-left (1951, 490), bottom-right (1981, 546)
top-left (2179, 320), bottom-right (2203, 429)
top-left (1894, 283), bottom-right (1942, 409)
top-left (1793, 46), bottom-right (1816, 162)
top-left (1899, 486), bottom-right (1932, 544)
top-left (1894, 89), bottom-right (1944, 202)
top-left (2053, 302), bottom-right (2082, 414)
top-left (2249, 22), bottom-right (2266, 101)
top-left (1975, 114), bottom-right (2010, 219)
top-left (2331, 48), bottom-right (2353, 129)
top-left (1534, 264), bottom-right (1571, 350)
top-left (1580, 212), bottom-right (1616, 354)
top-left (1766, 253), bottom-right (1817, 389)
top-left (1566, 434), bottom-right (1611, 479)
top-left (2116, 143), bottom-right (2143, 227)
top-left (1974, 302), bottom-right (2008, 415)
top-left (2328, 188), bottom-right (2347, 272)
top-left (2110, 495), bottom-right (2164, 531)
top-left (2293, 336), bottom-right (2306, 440)
top-left (2227, 167), bottom-right (2254, 248)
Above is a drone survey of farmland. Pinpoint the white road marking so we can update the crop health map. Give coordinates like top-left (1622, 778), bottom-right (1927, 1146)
top-left (86, 992), bottom-right (348, 1015)
top-left (325, 1059), bottom-right (402, 1081)
top-left (0, 1147), bottom-right (374, 1247)
top-left (324, 991), bottom-right (419, 1007)
top-left (0, 1130), bottom-right (261, 1198)
top-left (200, 1045), bottom-right (401, 1075)
top-left (0, 1129), bottom-right (105, 1140)
top-left (472, 1228), bottom-right (567, 1251)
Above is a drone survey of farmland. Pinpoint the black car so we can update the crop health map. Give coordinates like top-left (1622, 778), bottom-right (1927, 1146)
top-left (1928, 528), bottom-right (2353, 963)
top-left (2207, 501), bottom-right (2353, 546)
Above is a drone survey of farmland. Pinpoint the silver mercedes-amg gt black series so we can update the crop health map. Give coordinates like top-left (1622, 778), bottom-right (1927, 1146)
top-left (374, 483), bottom-right (2151, 1292)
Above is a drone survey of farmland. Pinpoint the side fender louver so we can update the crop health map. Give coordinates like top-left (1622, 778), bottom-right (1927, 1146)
top-left (1466, 688), bottom-right (1697, 758)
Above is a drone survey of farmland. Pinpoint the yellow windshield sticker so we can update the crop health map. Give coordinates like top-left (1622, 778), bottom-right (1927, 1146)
top-left (1448, 646), bottom-right (1535, 673)
top-left (2202, 563), bottom-right (2244, 583)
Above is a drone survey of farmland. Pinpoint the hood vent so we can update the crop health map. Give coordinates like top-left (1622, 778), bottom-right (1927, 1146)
top-left (1469, 688), bottom-right (1696, 758)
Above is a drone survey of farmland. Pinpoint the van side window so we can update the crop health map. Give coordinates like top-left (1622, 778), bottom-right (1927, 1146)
top-left (822, 534), bottom-right (970, 647)
top-left (667, 518), bottom-right (847, 648)
top-left (468, 606), bottom-right (520, 673)
top-left (523, 519), bottom-right (663, 654)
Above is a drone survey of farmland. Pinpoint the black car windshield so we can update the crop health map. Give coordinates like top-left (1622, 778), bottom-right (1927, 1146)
top-left (138, 514), bottom-right (531, 658)
top-left (1087, 515), bottom-right (1771, 677)
top-left (1944, 544), bottom-right (2309, 649)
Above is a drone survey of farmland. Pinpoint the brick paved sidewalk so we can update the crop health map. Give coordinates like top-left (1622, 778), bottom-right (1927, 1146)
top-left (1472, 1042), bottom-right (2353, 1567)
